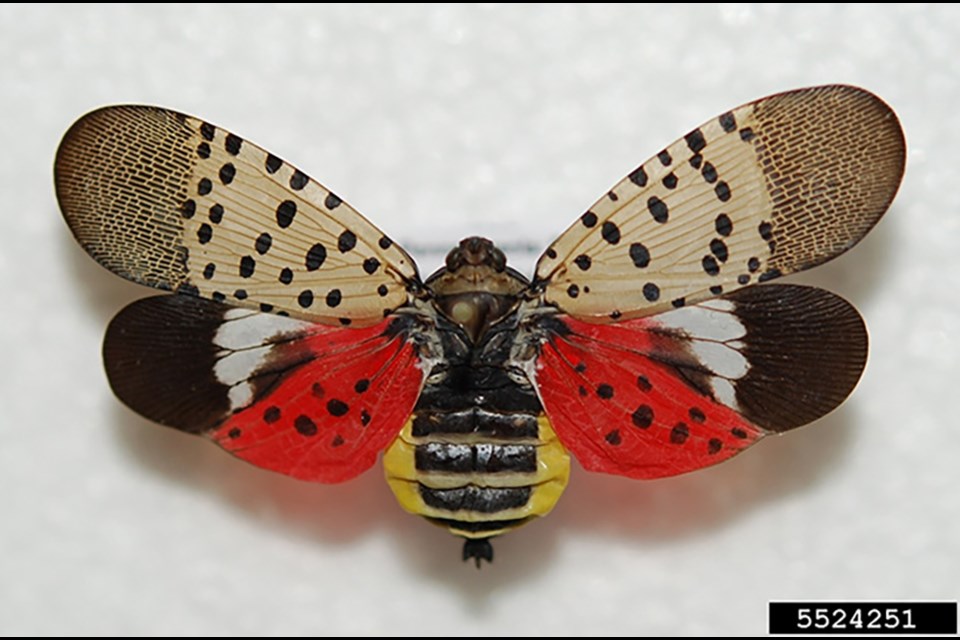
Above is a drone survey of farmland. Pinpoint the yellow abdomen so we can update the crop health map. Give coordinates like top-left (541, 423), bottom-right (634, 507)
top-left (384, 411), bottom-right (570, 539)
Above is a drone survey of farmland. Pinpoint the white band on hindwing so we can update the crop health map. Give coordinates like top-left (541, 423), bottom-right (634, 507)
top-left (213, 308), bottom-right (314, 411)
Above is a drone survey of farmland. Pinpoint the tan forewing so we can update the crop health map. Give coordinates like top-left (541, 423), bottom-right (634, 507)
top-left (56, 105), bottom-right (418, 326)
top-left (535, 85), bottom-right (905, 321)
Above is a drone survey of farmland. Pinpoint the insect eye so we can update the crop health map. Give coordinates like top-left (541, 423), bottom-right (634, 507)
top-left (445, 247), bottom-right (464, 271)
top-left (491, 247), bottom-right (507, 272)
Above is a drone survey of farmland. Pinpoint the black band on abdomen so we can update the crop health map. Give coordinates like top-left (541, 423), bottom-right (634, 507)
top-left (419, 485), bottom-right (533, 513)
top-left (411, 408), bottom-right (539, 439)
top-left (415, 442), bottom-right (537, 474)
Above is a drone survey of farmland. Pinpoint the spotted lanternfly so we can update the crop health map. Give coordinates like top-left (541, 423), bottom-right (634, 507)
top-left (56, 85), bottom-right (905, 567)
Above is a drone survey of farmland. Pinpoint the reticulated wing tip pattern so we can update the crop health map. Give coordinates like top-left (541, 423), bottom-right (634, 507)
top-left (55, 105), bottom-right (420, 326)
top-left (534, 85), bottom-right (905, 323)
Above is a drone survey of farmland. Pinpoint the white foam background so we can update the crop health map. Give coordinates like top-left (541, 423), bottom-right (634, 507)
top-left (2, 5), bottom-right (957, 635)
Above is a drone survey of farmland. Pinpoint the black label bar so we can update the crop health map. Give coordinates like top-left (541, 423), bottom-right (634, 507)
top-left (769, 602), bottom-right (957, 635)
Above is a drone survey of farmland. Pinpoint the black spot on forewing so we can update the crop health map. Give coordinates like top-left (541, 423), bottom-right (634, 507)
top-left (363, 257), bottom-right (380, 274)
top-left (306, 244), bottom-right (327, 271)
top-left (601, 221), bottom-right (620, 245)
top-left (643, 283), bottom-right (659, 302)
top-left (628, 166), bottom-right (648, 187)
top-left (325, 193), bottom-right (342, 210)
top-left (629, 243), bottom-right (650, 268)
top-left (758, 221), bottom-right (773, 240)
top-left (239, 256), bottom-right (256, 278)
top-left (758, 268), bottom-right (781, 283)
top-left (265, 154), bottom-right (282, 174)
top-left (701, 162), bottom-right (718, 184)
top-left (685, 129), bottom-right (706, 153)
top-left (715, 214), bottom-right (732, 237)
top-left (648, 197), bottom-right (668, 223)
top-left (719, 111), bottom-right (737, 132)
top-left (290, 170), bottom-right (308, 190)
top-left (225, 134), bottom-right (242, 155)
top-left (276, 200), bottom-right (297, 228)
top-left (255, 233), bottom-right (272, 255)
top-left (338, 230), bottom-right (357, 253)
top-left (219, 163), bottom-right (235, 185)
top-left (715, 181), bottom-right (731, 202)
top-left (710, 239), bottom-right (728, 263)
top-left (702, 256), bottom-right (720, 276)
top-left (580, 211), bottom-right (598, 228)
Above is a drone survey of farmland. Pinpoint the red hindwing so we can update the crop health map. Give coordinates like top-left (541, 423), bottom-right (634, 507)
top-left (536, 314), bottom-right (764, 479)
top-left (210, 319), bottom-right (423, 483)
top-left (534, 284), bottom-right (870, 479)
top-left (103, 296), bottom-right (423, 484)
